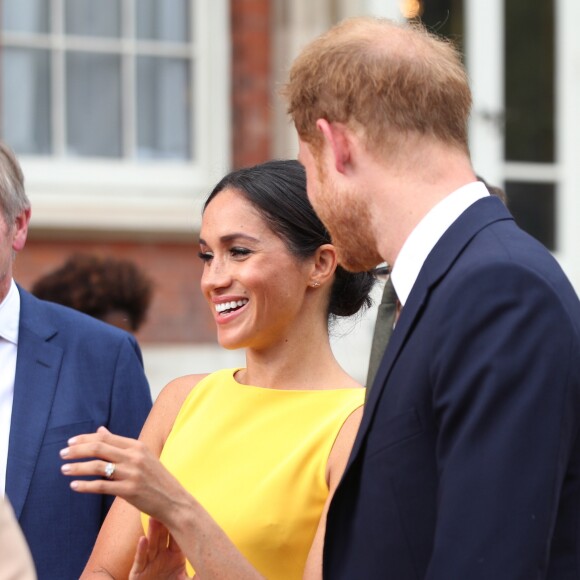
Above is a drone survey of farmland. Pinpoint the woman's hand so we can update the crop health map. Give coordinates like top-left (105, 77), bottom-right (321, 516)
top-left (60, 426), bottom-right (187, 523)
top-left (64, 426), bottom-right (264, 580)
top-left (129, 519), bottom-right (189, 580)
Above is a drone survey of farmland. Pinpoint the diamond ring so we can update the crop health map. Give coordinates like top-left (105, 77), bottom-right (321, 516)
top-left (104, 462), bottom-right (116, 479)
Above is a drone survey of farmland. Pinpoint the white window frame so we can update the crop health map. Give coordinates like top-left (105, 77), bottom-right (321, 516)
top-left (2, 0), bottom-right (230, 234)
top-left (467, 0), bottom-right (580, 293)
top-left (555, 0), bottom-right (580, 290)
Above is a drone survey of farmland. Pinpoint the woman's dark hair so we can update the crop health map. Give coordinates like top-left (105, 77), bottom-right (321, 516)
top-left (204, 159), bottom-right (375, 318)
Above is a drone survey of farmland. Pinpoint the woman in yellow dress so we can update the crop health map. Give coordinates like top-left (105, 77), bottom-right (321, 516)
top-left (60, 159), bottom-right (375, 579)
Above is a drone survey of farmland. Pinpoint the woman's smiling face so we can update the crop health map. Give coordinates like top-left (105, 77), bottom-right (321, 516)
top-left (199, 187), bottom-right (313, 351)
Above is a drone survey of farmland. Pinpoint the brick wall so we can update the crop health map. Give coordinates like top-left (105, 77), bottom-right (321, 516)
top-left (14, 238), bottom-right (217, 345)
top-left (231, 0), bottom-right (272, 168)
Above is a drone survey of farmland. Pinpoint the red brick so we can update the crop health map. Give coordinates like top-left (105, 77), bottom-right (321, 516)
top-left (14, 239), bottom-right (217, 345)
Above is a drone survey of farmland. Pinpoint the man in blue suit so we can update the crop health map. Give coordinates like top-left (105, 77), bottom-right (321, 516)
top-left (0, 142), bottom-right (153, 579)
top-left (285, 17), bottom-right (580, 579)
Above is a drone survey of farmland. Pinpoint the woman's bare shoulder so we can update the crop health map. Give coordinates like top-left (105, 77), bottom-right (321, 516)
top-left (140, 373), bottom-right (209, 451)
top-left (326, 406), bottom-right (363, 488)
top-left (157, 373), bottom-right (209, 407)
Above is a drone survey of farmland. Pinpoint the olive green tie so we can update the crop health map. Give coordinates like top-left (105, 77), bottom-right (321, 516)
top-left (366, 277), bottom-right (398, 399)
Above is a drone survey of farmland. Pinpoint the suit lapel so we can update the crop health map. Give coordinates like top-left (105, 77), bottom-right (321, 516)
top-left (5, 289), bottom-right (62, 520)
top-left (348, 196), bottom-right (513, 466)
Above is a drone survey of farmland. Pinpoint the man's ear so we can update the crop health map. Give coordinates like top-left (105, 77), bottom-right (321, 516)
top-left (316, 119), bottom-right (351, 175)
top-left (12, 208), bottom-right (31, 253)
top-left (309, 243), bottom-right (338, 287)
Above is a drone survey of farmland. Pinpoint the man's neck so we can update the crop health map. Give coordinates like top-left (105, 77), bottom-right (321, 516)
top-left (0, 277), bottom-right (13, 307)
top-left (366, 142), bottom-right (476, 267)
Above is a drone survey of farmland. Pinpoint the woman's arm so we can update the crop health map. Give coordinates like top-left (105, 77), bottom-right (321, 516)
top-left (65, 427), bottom-right (266, 580)
top-left (65, 390), bottom-right (362, 580)
top-left (303, 406), bottom-right (363, 580)
top-left (74, 374), bottom-right (204, 579)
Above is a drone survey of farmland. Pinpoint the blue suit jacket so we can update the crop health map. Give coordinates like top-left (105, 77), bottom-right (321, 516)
top-left (324, 196), bottom-right (580, 578)
top-left (5, 287), bottom-right (153, 580)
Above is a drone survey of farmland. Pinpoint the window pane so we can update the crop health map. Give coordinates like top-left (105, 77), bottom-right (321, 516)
top-left (66, 52), bottom-right (122, 157)
top-left (505, 1), bottom-right (554, 162)
top-left (136, 56), bottom-right (191, 160)
top-left (65, 0), bottom-right (121, 38)
top-left (505, 181), bottom-right (556, 250)
top-left (136, 0), bottom-right (190, 42)
top-left (1, 0), bottom-right (49, 33)
top-left (1, 48), bottom-right (51, 154)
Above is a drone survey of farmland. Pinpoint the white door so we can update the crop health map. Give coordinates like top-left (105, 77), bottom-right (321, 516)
top-left (425, 0), bottom-right (580, 292)
top-left (464, 0), bottom-right (580, 291)
top-left (277, 0), bottom-right (580, 292)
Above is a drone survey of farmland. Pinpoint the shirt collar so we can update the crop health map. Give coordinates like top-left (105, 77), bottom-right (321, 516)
top-left (390, 181), bottom-right (490, 306)
top-left (0, 279), bottom-right (20, 344)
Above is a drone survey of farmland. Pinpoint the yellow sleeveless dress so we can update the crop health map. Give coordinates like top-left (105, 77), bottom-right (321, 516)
top-left (145, 368), bottom-right (364, 579)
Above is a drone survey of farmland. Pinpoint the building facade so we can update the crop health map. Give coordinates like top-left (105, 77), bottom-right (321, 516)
top-left (2, 0), bottom-right (579, 394)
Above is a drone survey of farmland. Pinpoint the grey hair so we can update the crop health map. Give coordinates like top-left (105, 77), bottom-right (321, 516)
top-left (0, 142), bottom-right (30, 224)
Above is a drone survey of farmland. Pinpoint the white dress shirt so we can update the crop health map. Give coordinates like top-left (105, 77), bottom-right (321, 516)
top-left (390, 181), bottom-right (490, 306)
top-left (0, 280), bottom-right (20, 495)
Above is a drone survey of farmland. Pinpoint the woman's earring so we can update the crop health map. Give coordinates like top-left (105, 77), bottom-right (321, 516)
top-left (311, 280), bottom-right (321, 288)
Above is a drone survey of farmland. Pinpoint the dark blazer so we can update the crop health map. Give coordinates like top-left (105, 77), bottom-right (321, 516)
top-left (5, 287), bottom-right (153, 580)
top-left (324, 196), bottom-right (580, 578)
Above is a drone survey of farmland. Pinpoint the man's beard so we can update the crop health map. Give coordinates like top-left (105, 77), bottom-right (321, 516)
top-left (312, 175), bottom-right (383, 273)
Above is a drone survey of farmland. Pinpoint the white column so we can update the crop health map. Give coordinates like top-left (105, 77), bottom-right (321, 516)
top-left (361, 0), bottom-right (402, 19)
top-left (272, 0), bottom-right (406, 159)
top-left (465, 0), bottom-right (504, 187)
top-left (555, 0), bottom-right (580, 291)
top-left (272, 0), bottom-right (335, 159)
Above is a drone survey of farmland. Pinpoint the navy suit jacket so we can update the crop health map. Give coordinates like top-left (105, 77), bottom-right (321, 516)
top-left (324, 196), bottom-right (580, 578)
top-left (5, 287), bottom-right (153, 580)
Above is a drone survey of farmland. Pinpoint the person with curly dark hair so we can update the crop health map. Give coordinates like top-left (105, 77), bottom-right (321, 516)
top-left (32, 254), bottom-right (153, 333)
